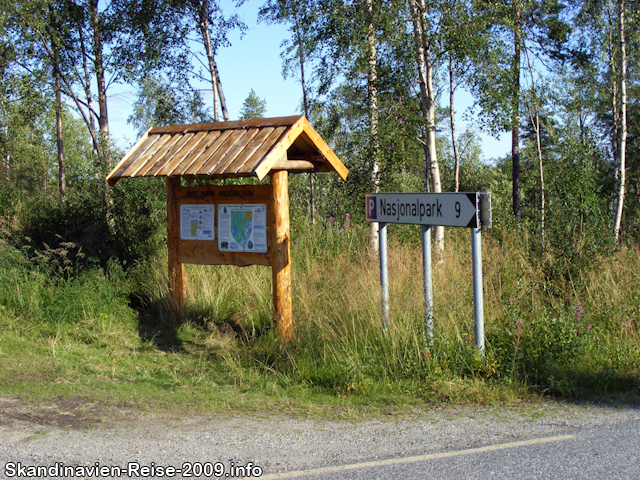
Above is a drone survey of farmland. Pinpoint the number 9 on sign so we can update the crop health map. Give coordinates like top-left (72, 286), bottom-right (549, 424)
top-left (455, 201), bottom-right (461, 218)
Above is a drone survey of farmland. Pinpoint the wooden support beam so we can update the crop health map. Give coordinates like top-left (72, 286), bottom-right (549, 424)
top-left (270, 169), bottom-right (293, 341)
top-left (271, 158), bottom-right (317, 173)
top-left (166, 177), bottom-right (184, 309)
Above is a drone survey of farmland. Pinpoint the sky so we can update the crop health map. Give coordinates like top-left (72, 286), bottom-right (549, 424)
top-left (106, 1), bottom-right (511, 160)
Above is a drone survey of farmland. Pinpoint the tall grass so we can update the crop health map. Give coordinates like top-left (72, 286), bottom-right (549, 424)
top-left (0, 219), bottom-right (638, 412)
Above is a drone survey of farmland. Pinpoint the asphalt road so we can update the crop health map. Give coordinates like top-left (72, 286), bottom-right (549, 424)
top-left (265, 421), bottom-right (640, 479)
top-left (1, 396), bottom-right (639, 479)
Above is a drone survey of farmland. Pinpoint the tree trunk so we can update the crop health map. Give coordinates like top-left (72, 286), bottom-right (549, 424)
top-left (537, 109), bottom-right (545, 245)
top-left (198, 0), bottom-right (229, 122)
top-left (608, 3), bottom-right (620, 185)
top-left (34, 23), bottom-right (102, 159)
top-left (426, 49), bottom-right (444, 250)
top-left (367, 0), bottom-right (380, 254)
top-left (213, 61), bottom-right (229, 121)
top-left (79, 20), bottom-right (98, 154)
top-left (293, 8), bottom-right (316, 225)
top-left (90, 0), bottom-right (110, 167)
top-left (2, 127), bottom-right (8, 177)
top-left (512, 1), bottom-right (522, 222)
top-left (0, 100), bottom-right (8, 177)
top-left (449, 55), bottom-right (461, 193)
top-left (212, 78), bottom-right (219, 121)
top-left (410, 0), bottom-right (444, 251)
top-left (525, 48), bottom-right (544, 245)
top-left (214, 62), bottom-right (229, 121)
top-left (199, 0), bottom-right (217, 121)
top-left (90, 0), bottom-right (115, 233)
top-left (612, 0), bottom-right (627, 243)
top-left (55, 64), bottom-right (66, 206)
top-left (49, 6), bottom-right (66, 207)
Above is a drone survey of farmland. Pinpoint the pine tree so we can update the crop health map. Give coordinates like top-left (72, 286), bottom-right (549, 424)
top-left (239, 89), bottom-right (267, 119)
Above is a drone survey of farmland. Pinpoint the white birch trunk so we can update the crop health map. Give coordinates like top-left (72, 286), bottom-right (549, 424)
top-left (1, 96), bottom-right (9, 176)
top-left (607, 4), bottom-right (621, 220)
top-left (449, 56), bottom-right (461, 193)
top-left (410, 0), bottom-right (444, 252)
top-left (525, 48), bottom-right (545, 246)
top-left (367, 0), bottom-right (380, 254)
top-left (612, 0), bottom-right (627, 243)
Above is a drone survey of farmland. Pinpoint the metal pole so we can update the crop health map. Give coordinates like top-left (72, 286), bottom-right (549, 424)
top-left (379, 222), bottom-right (390, 332)
top-left (422, 225), bottom-right (433, 347)
top-left (471, 227), bottom-right (485, 352)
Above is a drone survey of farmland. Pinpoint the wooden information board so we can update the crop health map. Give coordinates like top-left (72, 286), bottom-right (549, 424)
top-left (173, 184), bottom-right (273, 267)
top-left (167, 179), bottom-right (292, 339)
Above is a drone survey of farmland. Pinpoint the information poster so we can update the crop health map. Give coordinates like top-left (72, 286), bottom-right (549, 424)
top-left (180, 204), bottom-right (214, 240)
top-left (218, 204), bottom-right (267, 253)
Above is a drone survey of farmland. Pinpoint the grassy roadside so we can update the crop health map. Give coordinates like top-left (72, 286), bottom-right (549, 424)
top-left (1, 220), bottom-right (639, 417)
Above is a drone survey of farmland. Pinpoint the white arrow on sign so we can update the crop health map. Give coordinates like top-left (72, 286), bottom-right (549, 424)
top-left (365, 192), bottom-right (480, 228)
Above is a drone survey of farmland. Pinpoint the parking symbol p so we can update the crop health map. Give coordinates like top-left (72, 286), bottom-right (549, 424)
top-left (366, 196), bottom-right (377, 220)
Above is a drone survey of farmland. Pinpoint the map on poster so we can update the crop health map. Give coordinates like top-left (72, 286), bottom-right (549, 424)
top-left (218, 204), bottom-right (267, 253)
top-left (180, 204), bottom-right (214, 240)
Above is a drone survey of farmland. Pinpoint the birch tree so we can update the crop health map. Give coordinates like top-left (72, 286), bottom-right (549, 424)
top-left (611, 0), bottom-right (627, 243)
top-left (524, 47), bottom-right (545, 244)
top-left (470, 0), bottom-right (569, 222)
top-left (408, 0), bottom-right (444, 250)
top-left (366, 0), bottom-right (381, 252)
top-left (259, 0), bottom-right (318, 223)
top-left (269, 0), bottom-right (402, 252)
top-left (4, 0), bottom-right (71, 203)
top-left (185, 0), bottom-right (244, 121)
top-left (571, 0), bottom-right (634, 243)
top-left (439, 0), bottom-right (487, 192)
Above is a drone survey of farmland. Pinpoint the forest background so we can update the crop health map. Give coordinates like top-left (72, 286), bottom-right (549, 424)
top-left (0, 0), bottom-right (639, 411)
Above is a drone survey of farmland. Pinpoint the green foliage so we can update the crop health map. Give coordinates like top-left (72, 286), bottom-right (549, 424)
top-left (488, 307), bottom-right (640, 397)
top-left (16, 176), bottom-right (166, 270)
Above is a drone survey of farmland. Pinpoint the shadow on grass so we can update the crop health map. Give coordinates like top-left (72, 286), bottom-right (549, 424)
top-left (128, 293), bottom-right (271, 353)
top-left (537, 368), bottom-right (640, 401)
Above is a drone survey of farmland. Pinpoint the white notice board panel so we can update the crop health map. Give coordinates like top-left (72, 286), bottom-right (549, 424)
top-left (365, 192), bottom-right (491, 228)
top-left (218, 204), bottom-right (268, 253)
top-left (180, 204), bottom-right (215, 240)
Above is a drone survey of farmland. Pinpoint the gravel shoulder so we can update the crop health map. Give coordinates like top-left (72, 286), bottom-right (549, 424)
top-left (1, 395), bottom-right (639, 478)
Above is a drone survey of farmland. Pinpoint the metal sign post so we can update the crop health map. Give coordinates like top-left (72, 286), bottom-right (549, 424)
top-left (366, 192), bottom-right (491, 352)
top-left (422, 225), bottom-right (433, 346)
top-left (378, 223), bottom-right (390, 332)
top-left (471, 227), bottom-right (484, 351)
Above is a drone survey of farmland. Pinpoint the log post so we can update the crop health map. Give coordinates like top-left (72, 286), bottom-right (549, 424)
top-left (167, 176), bottom-right (184, 309)
top-left (270, 169), bottom-right (293, 340)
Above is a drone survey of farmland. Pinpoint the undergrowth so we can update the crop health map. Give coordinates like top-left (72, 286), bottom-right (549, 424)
top-left (0, 218), bottom-right (639, 414)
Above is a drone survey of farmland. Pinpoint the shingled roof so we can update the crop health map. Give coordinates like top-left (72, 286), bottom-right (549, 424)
top-left (106, 115), bottom-right (348, 186)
